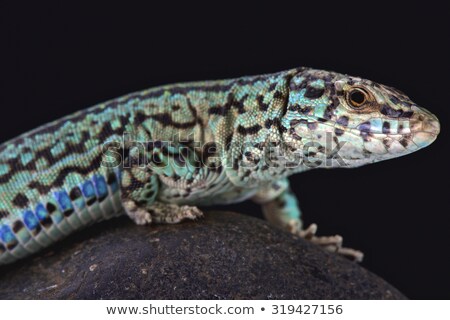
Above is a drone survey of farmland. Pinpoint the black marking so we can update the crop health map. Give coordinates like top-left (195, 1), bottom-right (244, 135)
top-left (299, 119), bottom-right (308, 125)
top-left (12, 193), bottom-right (29, 208)
top-left (201, 142), bottom-right (218, 164)
top-left (209, 93), bottom-right (248, 116)
top-left (253, 142), bottom-right (265, 150)
top-left (46, 203), bottom-right (57, 214)
top-left (107, 172), bottom-right (117, 185)
top-left (64, 209), bottom-right (74, 217)
top-left (237, 124), bottom-right (262, 135)
top-left (152, 153), bottom-right (163, 165)
top-left (401, 111), bottom-right (414, 118)
top-left (12, 220), bottom-right (24, 233)
top-left (33, 224), bottom-right (42, 235)
top-left (307, 122), bottom-right (318, 130)
top-left (69, 187), bottom-right (82, 201)
top-left (41, 217), bottom-right (53, 228)
top-left (0, 244), bottom-right (5, 254)
top-left (380, 104), bottom-right (403, 118)
top-left (289, 128), bottom-right (303, 141)
top-left (288, 104), bottom-right (300, 112)
top-left (323, 106), bottom-right (335, 120)
top-left (256, 95), bottom-right (269, 111)
top-left (174, 152), bottom-right (186, 166)
top-left (273, 90), bottom-right (283, 99)
top-left (387, 94), bottom-right (413, 111)
top-left (399, 138), bottom-right (409, 148)
top-left (289, 119), bottom-right (301, 127)
top-left (304, 86), bottom-right (324, 99)
top-left (6, 239), bottom-right (18, 250)
top-left (336, 116), bottom-right (349, 127)
top-left (382, 122), bottom-right (390, 134)
top-left (358, 122), bottom-right (371, 133)
top-left (289, 79), bottom-right (307, 91)
top-left (300, 106), bottom-right (312, 115)
top-left (150, 112), bottom-right (197, 129)
top-left (264, 118), bottom-right (287, 134)
top-left (389, 95), bottom-right (402, 105)
top-left (272, 183), bottom-right (281, 191)
top-left (97, 118), bottom-right (129, 141)
top-left (232, 158), bottom-right (239, 171)
top-left (209, 162), bottom-right (223, 172)
top-left (231, 94), bottom-right (247, 114)
top-left (87, 198), bottom-right (96, 206)
top-left (334, 128), bottom-right (344, 136)
top-left (0, 211), bottom-right (9, 219)
top-left (135, 199), bottom-right (148, 206)
top-left (29, 153), bottom-right (104, 194)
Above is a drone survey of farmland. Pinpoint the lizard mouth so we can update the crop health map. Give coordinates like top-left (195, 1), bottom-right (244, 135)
top-left (359, 106), bottom-right (440, 157)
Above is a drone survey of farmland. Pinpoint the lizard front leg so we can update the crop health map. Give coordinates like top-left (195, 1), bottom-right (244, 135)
top-left (120, 143), bottom-right (203, 226)
top-left (121, 168), bottom-right (203, 225)
top-left (252, 178), bottom-right (363, 262)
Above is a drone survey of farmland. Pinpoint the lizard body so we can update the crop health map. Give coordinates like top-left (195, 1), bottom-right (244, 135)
top-left (0, 67), bottom-right (440, 264)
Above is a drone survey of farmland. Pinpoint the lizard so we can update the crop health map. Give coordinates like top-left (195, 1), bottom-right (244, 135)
top-left (0, 67), bottom-right (440, 265)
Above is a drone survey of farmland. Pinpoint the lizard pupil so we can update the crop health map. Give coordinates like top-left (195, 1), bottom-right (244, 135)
top-left (348, 88), bottom-right (368, 108)
top-left (350, 90), bottom-right (365, 105)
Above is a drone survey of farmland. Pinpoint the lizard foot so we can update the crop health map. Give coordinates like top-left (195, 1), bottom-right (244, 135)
top-left (124, 200), bottom-right (153, 225)
top-left (298, 223), bottom-right (364, 262)
top-left (150, 202), bottom-right (204, 224)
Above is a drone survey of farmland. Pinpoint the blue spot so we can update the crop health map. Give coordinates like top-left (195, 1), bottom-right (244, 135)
top-left (93, 175), bottom-right (108, 198)
top-left (82, 181), bottom-right (96, 198)
top-left (23, 210), bottom-right (39, 230)
top-left (0, 225), bottom-right (16, 243)
top-left (35, 204), bottom-right (48, 221)
top-left (54, 191), bottom-right (74, 212)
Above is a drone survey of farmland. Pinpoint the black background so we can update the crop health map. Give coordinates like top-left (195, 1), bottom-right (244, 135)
top-left (0, 2), bottom-right (449, 299)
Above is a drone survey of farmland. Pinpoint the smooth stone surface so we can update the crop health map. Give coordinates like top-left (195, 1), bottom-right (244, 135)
top-left (0, 211), bottom-right (406, 299)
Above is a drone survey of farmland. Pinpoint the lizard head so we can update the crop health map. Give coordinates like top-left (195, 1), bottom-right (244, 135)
top-left (282, 68), bottom-right (440, 168)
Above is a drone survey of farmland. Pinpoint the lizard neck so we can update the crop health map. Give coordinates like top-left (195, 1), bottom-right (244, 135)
top-left (222, 68), bottom-right (310, 187)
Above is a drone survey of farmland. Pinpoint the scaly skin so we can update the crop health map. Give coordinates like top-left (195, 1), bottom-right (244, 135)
top-left (0, 67), bottom-right (440, 264)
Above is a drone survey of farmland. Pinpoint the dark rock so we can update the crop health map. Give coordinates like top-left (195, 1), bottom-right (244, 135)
top-left (0, 211), bottom-right (406, 299)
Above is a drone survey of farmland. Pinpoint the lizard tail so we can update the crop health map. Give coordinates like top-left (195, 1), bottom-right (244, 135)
top-left (0, 170), bottom-right (124, 265)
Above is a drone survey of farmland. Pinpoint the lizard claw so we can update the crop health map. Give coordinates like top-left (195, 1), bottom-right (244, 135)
top-left (337, 247), bottom-right (364, 262)
top-left (298, 223), bottom-right (317, 239)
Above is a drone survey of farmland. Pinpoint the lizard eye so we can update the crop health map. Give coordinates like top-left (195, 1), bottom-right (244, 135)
top-left (347, 87), bottom-right (369, 108)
